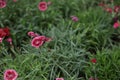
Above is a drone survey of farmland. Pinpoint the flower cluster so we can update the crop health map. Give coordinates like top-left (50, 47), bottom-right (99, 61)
top-left (98, 2), bottom-right (120, 14)
top-left (98, 1), bottom-right (120, 29)
top-left (28, 31), bottom-right (52, 48)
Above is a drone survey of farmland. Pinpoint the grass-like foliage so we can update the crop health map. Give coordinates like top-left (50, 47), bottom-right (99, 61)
top-left (0, 0), bottom-right (120, 80)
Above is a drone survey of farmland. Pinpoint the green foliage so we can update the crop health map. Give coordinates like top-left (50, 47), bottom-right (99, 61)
top-left (0, 0), bottom-right (120, 80)
top-left (85, 46), bottom-right (120, 80)
top-left (0, 47), bottom-right (89, 80)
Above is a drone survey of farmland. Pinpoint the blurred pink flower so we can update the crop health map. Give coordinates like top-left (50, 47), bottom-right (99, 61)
top-left (38, 1), bottom-right (48, 11)
top-left (27, 31), bottom-right (39, 37)
top-left (0, 37), bottom-right (3, 43)
top-left (105, 7), bottom-right (112, 13)
top-left (4, 69), bottom-right (18, 80)
top-left (56, 78), bottom-right (64, 80)
top-left (71, 16), bottom-right (79, 22)
top-left (47, 1), bottom-right (52, 6)
top-left (0, 0), bottom-right (6, 8)
top-left (31, 36), bottom-right (45, 48)
top-left (6, 37), bottom-right (12, 44)
top-left (113, 22), bottom-right (120, 29)
top-left (28, 31), bottom-right (35, 37)
top-left (114, 6), bottom-right (120, 13)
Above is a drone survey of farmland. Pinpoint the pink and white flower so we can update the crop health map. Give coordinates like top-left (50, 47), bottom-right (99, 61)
top-left (38, 1), bottom-right (48, 11)
top-left (31, 36), bottom-right (52, 48)
top-left (31, 36), bottom-right (45, 48)
top-left (4, 69), bottom-right (18, 80)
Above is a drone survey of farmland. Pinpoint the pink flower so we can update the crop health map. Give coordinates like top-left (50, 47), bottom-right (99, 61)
top-left (113, 22), bottom-right (120, 29)
top-left (38, 1), bottom-right (48, 11)
top-left (71, 16), bottom-right (79, 22)
top-left (0, 0), bottom-right (6, 8)
top-left (0, 37), bottom-right (3, 43)
top-left (28, 31), bottom-right (35, 37)
top-left (105, 8), bottom-right (112, 13)
top-left (114, 6), bottom-right (120, 13)
top-left (47, 1), bottom-right (52, 6)
top-left (31, 36), bottom-right (45, 48)
top-left (56, 78), bottom-right (64, 80)
top-left (4, 69), bottom-right (18, 80)
top-left (91, 58), bottom-right (97, 63)
top-left (6, 38), bottom-right (12, 44)
top-left (27, 31), bottom-right (39, 37)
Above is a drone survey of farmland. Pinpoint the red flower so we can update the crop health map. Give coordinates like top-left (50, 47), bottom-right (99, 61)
top-left (4, 69), bottom-right (18, 80)
top-left (0, 0), bottom-right (6, 8)
top-left (0, 27), bottom-right (10, 38)
top-left (91, 58), bottom-right (97, 63)
top-left (38, 1), bottom-right (48, 11)
top-left (0, 29), bottom-right (6, 38)
top-left (3, 27), bottom-right (10, 36)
